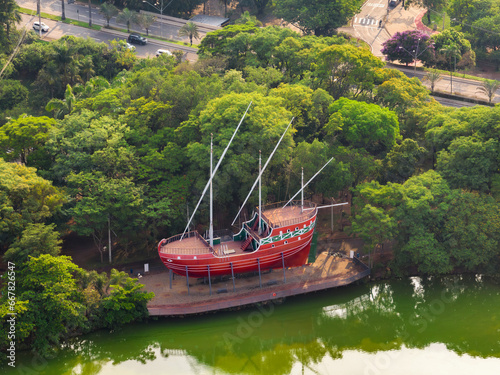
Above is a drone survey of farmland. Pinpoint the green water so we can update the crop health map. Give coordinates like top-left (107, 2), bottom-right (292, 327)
top-left (6, 275), bottom-right (500, 374)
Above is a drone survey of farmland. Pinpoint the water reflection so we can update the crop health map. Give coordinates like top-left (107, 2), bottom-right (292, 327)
top-left (7, 276), bottom-right (500, 375)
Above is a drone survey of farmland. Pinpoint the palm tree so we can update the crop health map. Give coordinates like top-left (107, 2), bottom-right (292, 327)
top-left (136, 13), bottom-right (156, 36)
top-left (1, 0), bottom-right (21, 38)
top-left (99, 3), bottom-right (119, 28)
top-left (117, 8), bottom-right (138, 33)
top-left (178, 22), bottom-right (200, 46)
top-left (440, 43), bottom-right (461, 94)
top-left (79, 56), bottom-right (95, 82)
top-left (45, 84), bottom-right (76, 119)
top-left (423, 69), bottom-right (442, 93)
top-left (476, 79), bottom-right (500, 104)
top-left (234, 10), bottom-right (263, 26)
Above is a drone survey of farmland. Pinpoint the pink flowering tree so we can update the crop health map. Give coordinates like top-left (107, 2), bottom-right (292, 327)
top-left (381, 30), bottom-right (435, 67)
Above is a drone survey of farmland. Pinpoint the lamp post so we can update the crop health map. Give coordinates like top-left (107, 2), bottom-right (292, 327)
top-left (398, 38), bottom-right (434, 72)
top-left (142, 0), bottom-right (174, 38)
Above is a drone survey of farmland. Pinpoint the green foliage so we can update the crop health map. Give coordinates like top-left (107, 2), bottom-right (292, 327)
top-left (436, 136), bottom-right (498, 192)
top-left (270, 84), bottom-right (334, 142)
top-left (178, 22), bottom-right (200, 46)
top-left (274, 0), bottom-right (364, 36)
top-left (313, 44), bottom-right (384, 100)
top-left (0, 159), bottom-right (66, 248)
top-left (326, 97), bottom-right (400, 155)
top-left (101, 271), bottom-right (154, 328)
top-left (0, 79), bottom-right (28, 111)
top-left (4, 223), bottom-right (62, 265)
top-left (0, 114), bottom-right (56, 165)
top-left (353, 170), bottom-right (500, 275)
top-left (381, 139), bottom-right (427, 183)
top-left (431, 29), bottom-right (476, 70)
top-left (0, 255), bottom-right (153, 354)
top-left (375, 77), bottom-right (431, 119)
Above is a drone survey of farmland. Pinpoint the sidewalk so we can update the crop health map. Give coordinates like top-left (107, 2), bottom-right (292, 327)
top-left (384, 4), bottom-right (424, 37)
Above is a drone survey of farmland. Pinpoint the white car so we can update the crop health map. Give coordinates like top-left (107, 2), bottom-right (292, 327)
top-left (125, 43), bottom-right (136, 51)
top-left (156, 49), bottom-right (172, 57)
top-left (33, 21), bottom-right (49, 32)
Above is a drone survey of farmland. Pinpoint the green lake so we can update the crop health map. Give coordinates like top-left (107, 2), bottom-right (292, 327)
top-left (6, 275), bottom-right (500, 374)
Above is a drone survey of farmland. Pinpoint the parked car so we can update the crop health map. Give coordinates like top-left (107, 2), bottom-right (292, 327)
top-left (156, 49), bottom-right (172, 57)
top-left (33, 21), bottom-right (49, 32)
top-left (127, 33), bottom-right (147, 45)
top-left (389, 0), bottom-right (400, 7)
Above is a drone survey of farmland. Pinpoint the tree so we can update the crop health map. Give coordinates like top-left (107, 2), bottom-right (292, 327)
top-left (45, 84), bottom-right (77, 119)
top-left (15, 255), bottom-right (87, 354)
top-left (3, 223), bottom-right (62, 266)
top-left (100, 274), bottom-right (154, 328)
top-left (0, 0), bottom-right (21, 41)
top-left (239, 0), bottom-right (270, 15)
top-left (476, 79), bottom-right (500, 104)
top-left (117, 8), bottom-right (138, 33)
top-left (136, 13), bottom-right (156, 36)
top-left (375, 77), bottom-right (431, 119)
top-left (314, 44), bottom-right (385, 100)
top-left (325, 97), bottom-right (401, 155)
top-left (440, 43), bottom-right (461, 94)
top-left (234, 10), bottom-right (263, 25)
top-left (178, 22), bottom-right (200, 46)
top-left (436, 136), bottom-right (498, 192)
top-left (381, 139), bottom-right (427, 183)
top-left (404, 0), bottom-right (447, 24)
top-left (67, 172), bottom-right (145, 262)
top-left (381, 30), bottom-right (435, 67)
top-left (0, 79), bottom-right (28, 111)
top-left (0, 114), bottom-right (56, 164)
top-left (99, 2), bottom-right (119, 28)
top-left (431, 29), bottom-right (475, 70)
top-left (423, 69), bottom-right (441, 92)
top-left (274, 0), bottom-right (364, 36)
top-left (0, 160), bottom-right (65, 247)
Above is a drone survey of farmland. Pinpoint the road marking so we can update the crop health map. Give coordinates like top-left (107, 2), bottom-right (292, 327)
top-left (365, 2), bottom-right (385, 6)
top-left (356, 18), bottom-right (381, 26)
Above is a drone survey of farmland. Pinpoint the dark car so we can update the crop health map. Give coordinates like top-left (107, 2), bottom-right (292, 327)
top-left (389, 0), bottom-right (400, 7)
top-left (127, 33), bottom-right (147, 45)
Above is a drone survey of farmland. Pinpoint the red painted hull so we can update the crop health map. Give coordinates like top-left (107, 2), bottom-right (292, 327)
top-left (158, 208), bottom-right (317, 278)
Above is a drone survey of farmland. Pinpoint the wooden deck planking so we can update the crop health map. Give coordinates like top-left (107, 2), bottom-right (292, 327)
top-left (143, 253), bottom-right (370, 316)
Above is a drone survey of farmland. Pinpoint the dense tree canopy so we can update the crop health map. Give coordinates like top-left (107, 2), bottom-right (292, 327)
top-left (274, 0), bottom-right (364, 36)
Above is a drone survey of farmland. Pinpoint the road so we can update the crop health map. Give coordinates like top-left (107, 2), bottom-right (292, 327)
top-left (398, 66), bottom-right (498, 105)
top-left (341, 0), bottom-right (391, 58)
top-left (16, 0), bottom-right (210, 45)
top-left (19, 12), bottom-right (198, 61)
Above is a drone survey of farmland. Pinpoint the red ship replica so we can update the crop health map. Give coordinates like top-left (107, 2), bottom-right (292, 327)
top-left (158, 103), bottom-right (346, 279)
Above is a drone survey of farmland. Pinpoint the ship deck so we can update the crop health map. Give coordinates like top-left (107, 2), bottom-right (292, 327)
top-left (159, 236), bottom-right (250, 257)
top-left (261, 203), bottom-right (316, 228)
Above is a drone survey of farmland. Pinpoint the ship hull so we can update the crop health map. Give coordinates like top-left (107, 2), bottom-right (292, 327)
top-left (159, 212), bottom-right (316, 278)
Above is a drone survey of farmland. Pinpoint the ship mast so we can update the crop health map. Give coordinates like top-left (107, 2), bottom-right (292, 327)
top-left (231, 118), bottom-right (294, 227)
top-left (181, 102), bottom-right (252, 241)
top-left (301, 167), bottom-right (304, 213)
top-left (209, 133), bottom-right (213, 246)
top-left (258, 150), bottom-right (262, 235)
top-left (283, 157), bottom-right (334, 208)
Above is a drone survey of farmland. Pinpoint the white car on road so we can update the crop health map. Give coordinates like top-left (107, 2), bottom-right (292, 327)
top-left (33, 21), bottom-right (49, 32)
top-left (156, 49), bottom-right (172, 57)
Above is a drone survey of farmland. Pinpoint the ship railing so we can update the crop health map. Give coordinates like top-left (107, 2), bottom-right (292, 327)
top-left (259, 200), bottom-right (317, 229)
top-left (159, 231), bottom-right (213, 255)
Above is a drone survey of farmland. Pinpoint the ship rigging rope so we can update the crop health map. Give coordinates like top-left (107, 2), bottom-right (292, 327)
top-left (180, 102), bottom-right (252, 240)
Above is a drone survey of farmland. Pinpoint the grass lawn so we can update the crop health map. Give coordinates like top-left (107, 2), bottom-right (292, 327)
top-left (421, 10), bottom-right (450, 32)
